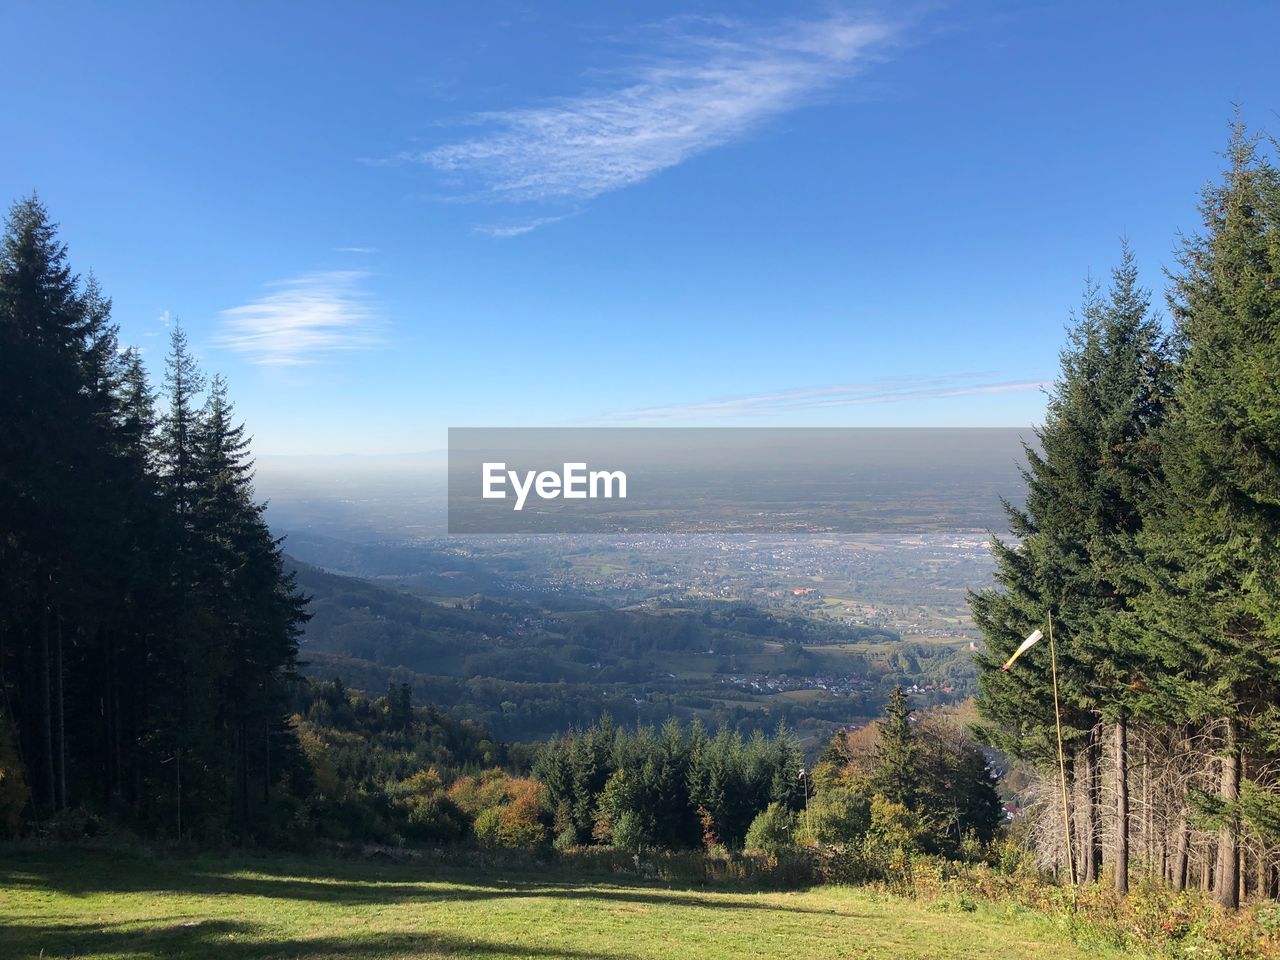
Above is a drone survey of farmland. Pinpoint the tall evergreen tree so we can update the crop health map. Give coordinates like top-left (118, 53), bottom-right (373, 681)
top-left (0, 195), bottom-right (96, 814)
top-left (872, 685), bottom-right (917, 808)
top-left (1134, 124), bottom-right (1280, 908)
top-left (973, 254), bottom-right (1172, 886)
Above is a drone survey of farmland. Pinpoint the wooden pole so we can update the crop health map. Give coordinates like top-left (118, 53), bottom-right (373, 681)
top-left (1048, 611), bottom-right (1077, 890)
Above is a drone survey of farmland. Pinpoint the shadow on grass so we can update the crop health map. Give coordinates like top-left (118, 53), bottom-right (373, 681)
top-left (2, 917), bottom-right (630, 960)
top-left (0, 849), bottom-right (849, 918)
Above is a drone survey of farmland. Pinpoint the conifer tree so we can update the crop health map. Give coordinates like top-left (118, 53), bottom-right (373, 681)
top-left (1070, 248), bottom-right (1173, 893)
top-left (973, 257), bottom-right (1171, 886)
top-left (0, 195), bottom-right (95, 813)
top-left (160, 320), bottom-right (205, 522)
top-left (1, 196), bottom-right (310, 839)
top-left (1134, 124), bottom-right (1280, 908)
top-left (872, 685), bottom-right (917, 808)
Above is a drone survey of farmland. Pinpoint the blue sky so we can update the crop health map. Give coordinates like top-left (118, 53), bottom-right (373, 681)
top-left (5, 2), bottom-right (1277, 455)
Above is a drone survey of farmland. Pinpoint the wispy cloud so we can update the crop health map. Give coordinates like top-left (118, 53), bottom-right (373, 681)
top-left (216, 270), bottom-right (384, 366)
top-left (598, 375), bottom-right (1049, 423)
top-left (392, 13), bottom-right (895, 227)
top-left (472, 215), bottom-right (568, 238)
top-left (334, 246), bottom-right (379, 254)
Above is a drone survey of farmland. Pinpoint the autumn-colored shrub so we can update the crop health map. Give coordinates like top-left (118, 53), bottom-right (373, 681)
top-left (454, 770), bottom-right (550, 849)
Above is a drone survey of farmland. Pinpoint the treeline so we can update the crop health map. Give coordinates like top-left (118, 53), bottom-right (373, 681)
top-left (528, 688), bottom-right (999, 865)
top-left (972, 125), bottom-right (1280, 907)
top-left (0, 197), bottom-right (307, 839)
top-left (535, 716), bottom-right (805, 851)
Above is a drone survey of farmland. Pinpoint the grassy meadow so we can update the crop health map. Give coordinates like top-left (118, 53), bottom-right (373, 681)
top-left (0, 848), bottom-right (1114, 960)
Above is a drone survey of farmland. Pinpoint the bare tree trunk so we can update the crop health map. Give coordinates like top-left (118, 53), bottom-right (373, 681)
top-left (1214, 717), bottom-right (1240, 909)
top-left (1075, 744), bottom-right (1097, 884)
top-left (1115, 716), bottom-right (1129, 895)
top-left (1239, 845), bottom-right (1247, 904)
top-left (1142, 740), bottom-right (1154, 879)
top-left (40, 595), bottom-right (56, 813)
top-left (239, 717), bottom-right (250, 829)
top-left (54, 613), bottom-right (66, 810)
top-left (263, 722), bottom-right (271, 806)
top-left (1087, 726), bottom-right (1101, 883)
top-left (1257, 843), bottom-right (1269, 902)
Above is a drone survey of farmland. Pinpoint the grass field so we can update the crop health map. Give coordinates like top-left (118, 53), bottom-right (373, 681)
top-left (0, 848), bottom-right (1114, 960)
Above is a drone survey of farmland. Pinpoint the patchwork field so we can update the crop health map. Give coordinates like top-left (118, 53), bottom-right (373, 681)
top-left (0, 849), bottom-right (1113, 960)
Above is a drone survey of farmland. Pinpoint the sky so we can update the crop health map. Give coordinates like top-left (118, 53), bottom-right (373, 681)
top-left (4, 2), bottom-right (1278, 456)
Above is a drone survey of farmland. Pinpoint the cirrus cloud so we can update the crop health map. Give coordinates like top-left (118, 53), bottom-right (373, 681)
top-left (390, 12), bottom-right (897, 230)
top-left (216, 270), bottom-right (385, 366)
top-left (596, 375), bottom-right (1050, 424)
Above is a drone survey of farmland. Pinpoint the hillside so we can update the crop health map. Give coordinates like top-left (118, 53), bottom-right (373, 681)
top-left (289, 559), bottom-right (976, 744)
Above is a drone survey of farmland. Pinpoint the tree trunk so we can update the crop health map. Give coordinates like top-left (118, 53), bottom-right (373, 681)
top-left (1142, 741), bottom-right (1154, 879)
top-left (239, 716), bottom-right (251, 828)
top-left (263, 721), bottom-right (271, 807)
top-left (1115, 716), bottom-right (1129, 895)
top-left (54, 613), bottom-right (66, 810)
top-left (40, 596), bottom-right (55, 813)
top-left (1239, 845), bottom-right (1247, 904)
top-left (1214, 717), bottom-right (1240, 909)
top-left (1074, 746), bottom-right (1095, 884)
top-left (1085, 727), bottom-right (1100, 883)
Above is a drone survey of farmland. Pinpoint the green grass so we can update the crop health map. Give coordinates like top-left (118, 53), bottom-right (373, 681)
top-left (0, 848), bottom-right (1108, 960)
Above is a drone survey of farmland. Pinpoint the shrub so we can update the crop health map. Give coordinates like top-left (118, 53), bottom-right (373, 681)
top-left (463, 773), bottom-right (550, 849)
top-left (406, 792), bottom-right (466, 843)
top-left (799, 786), bottom-right (871, 846)
top-left (473, 806), bottom-right (504, 848)
top-left (447, 769), bottom-right (513, 818)
top-left (866, 795), bottom-right (925, 852)
top-left (553, 826), bottom-right (579, 852)
top-left (612, 811), bottom-right (645, 852)
top-left (744, 802), bottom-right (799, 854)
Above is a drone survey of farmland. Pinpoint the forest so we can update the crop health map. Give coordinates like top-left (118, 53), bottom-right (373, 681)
top-left (971, 126), bottom-right (1280, 909)
top-left (0, 195), bottom-right (308, 840)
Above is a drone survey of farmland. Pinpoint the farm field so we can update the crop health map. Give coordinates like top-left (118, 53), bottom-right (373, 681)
top-left (0, 849), bottom-right (1113, 960)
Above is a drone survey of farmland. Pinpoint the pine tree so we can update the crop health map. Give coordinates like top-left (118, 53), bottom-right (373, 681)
top-left (1134, 124), bottom-right (1280, 908)
top-left (0, 195), bottom-right (96, 813)
top-left (160, 320), bottom-right (205, 522)
top-left (1071, 247), bottom-right (1173, 893)
top-left (973, 257), bottom-right (1172, 886)
top-left (872, 685), bottom-right (917, 808)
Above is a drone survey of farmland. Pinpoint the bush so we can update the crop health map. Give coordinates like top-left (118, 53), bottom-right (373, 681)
top-left (744, 802), bottom-right (799, 854)
top-left (464, 775), bottom-right (550, 850)
top-left (611, 811), bottom-right (645, 852)
top-left (552, 826), bottom-right (579, 852)
top-left (473, 806), bottom-right (504, 848)
top-left (447, 769), bottom-right (513, 818)
top-left (866, 795), bottom-right (925, 852)
top-left (799, 786), bottom-right (871, 846)
top-left (406, 792), bottom-right (467, 843)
